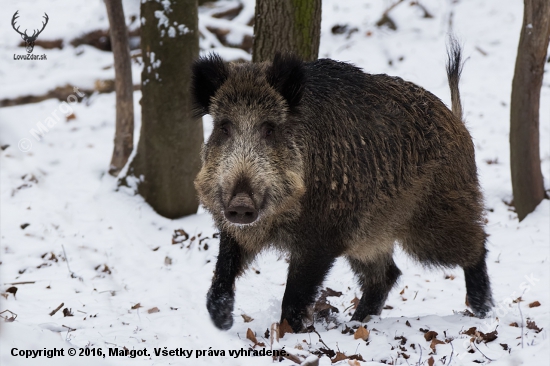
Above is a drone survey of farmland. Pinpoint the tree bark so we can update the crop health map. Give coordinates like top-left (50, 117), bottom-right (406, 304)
top-left (128, 0), bottom-right (203, 219)
top-left (510, 0), bottom-right (550, 221)
top-left (105, 0), bottom-right (134, 177)
top-left (253, 0), bottom-right (321, 62)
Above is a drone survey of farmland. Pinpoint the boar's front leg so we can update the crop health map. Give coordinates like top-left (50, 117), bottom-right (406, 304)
top-left (207, 231), bottom-right (249, 330)
top-left (280, 251), bottom-right (337, 332)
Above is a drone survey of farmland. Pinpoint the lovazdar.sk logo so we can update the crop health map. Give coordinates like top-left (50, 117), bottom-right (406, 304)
top-left (12, 10), bottom-right (49, 60)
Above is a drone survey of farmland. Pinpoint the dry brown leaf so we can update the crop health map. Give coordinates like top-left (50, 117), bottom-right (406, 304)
top-left (6, 287), bottom-right (17, 297)
top-left (147, 307), bottom-right (160, 314)
top-left (354, 326), bottom-right (369, 340)
top-left (241, 314), bottom-right (254, 323)
top-left (430, 338), bottom-right (445, 352)
top-left (131, 303), bottom-right (142, 309)
top-left (424, 330), bottom-right (438, 341)
top-left (164, 257), bottom-right (172, 265)
top-left (427, 356), bottom-right (435, 366)
top-left (246, 328), bottom-right (260, 345)
top-left (510, 322), bottom-right (519, 327)
top-left (405, 320), bottom-right (411, 327)
top-left (462, 327), bottom-right (477, 336)
top-left (332, 352), bottom-right (348, 363)
top-left (348, 360), bottom-right (361, 366)
top-left (528, 301), bottom-right (541, 308)
top-left (279, 319), bottom-right (293, 338)
top-left (351, 297), bottom-right (360, 309)
top-left (526, 320), bottom-right (542, 333)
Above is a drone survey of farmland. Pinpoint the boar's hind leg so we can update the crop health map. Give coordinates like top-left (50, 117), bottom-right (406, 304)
top-left (280, 252), bottom-right (337, 333)
top-left (402, 193), bottom-right (494, 317)
top-left (348, 257), bottom-right (402, 322)
top-left (207, 231), bottom-right (252, 330)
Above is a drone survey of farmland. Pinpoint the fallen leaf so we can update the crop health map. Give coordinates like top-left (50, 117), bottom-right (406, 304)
top-left (241, 314), bottom-right (254, 323)
top-left (164, 256), bottom-right (172, 265)
top-left (528, 301), bottom-right (541, 308)
top-left (500, 343), bottom-right (508, 350)
top-left (131, 303), bottom-right (142, 310)
top-left (430, 338), bottom-right (445, 352)
top-left (172, 229), bottom-right (189, 244)
top-left (479, 330), bottom-right (498, 343)
top-left (62, 308), bottom-right (73, 317)
top-left (405, 320), bottom-right (411, 327)
top-left (526, 320), bottom-right (542, 333)
top-left (246, 328), bottom-right (258, 344)
top-left (394, 335), bottom-right (407, 345)
top-left (383, 305), bottom-right (393, 309)
top-left (147, 307), bottom-right (160, 314)
top-left (351, 297), bottom-right (360, 309)
top-left (427, 356), bottom-right (435, 366)
top-left (354, 326), bottom-right (369, 340)
top-left (462, 327), bottom-right (477, 336)
top-left (424, 330), bottom-right (438, 341)
top-left (6, 287), bottom-right (17, 298)
top-left (348, 360), bottom-right (360, 366)
top-left (509, 322), bottom-right (519, 327)
top-left (332, 352), bottom-right (348, 363)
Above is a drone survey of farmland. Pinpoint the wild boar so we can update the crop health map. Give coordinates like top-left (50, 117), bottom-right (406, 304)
top-left (191, 40), bottom-right (493, 332)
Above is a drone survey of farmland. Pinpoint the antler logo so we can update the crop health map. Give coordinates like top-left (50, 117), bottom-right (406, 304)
top-left (12, 11), bottom-right (49, 54)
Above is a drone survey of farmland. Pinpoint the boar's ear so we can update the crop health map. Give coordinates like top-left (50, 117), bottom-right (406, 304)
top-left (266, 52), bottom-right (306, 111)
top-left (191, 54), bottom-right (229, 117)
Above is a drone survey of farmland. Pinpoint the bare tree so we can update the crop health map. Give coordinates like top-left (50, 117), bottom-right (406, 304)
top-left (510, 0), bottom-right (550, 221)
top-left (105, 0), bottom-right (134, 176)
top-left (127, 0), bottom-right (203, 218)
top-left (253, 0), bottom-right (321, 62)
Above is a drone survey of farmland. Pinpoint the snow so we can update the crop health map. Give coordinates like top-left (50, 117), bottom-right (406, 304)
top-left (1, 0), bottom-right (549, 365)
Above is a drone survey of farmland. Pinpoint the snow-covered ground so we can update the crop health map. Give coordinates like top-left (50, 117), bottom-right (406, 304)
top-left (1, 0), bottom-right (549, 365)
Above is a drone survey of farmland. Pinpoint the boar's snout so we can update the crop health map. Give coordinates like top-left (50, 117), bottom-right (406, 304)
top-left (225, 193), bottom-right (258, 224)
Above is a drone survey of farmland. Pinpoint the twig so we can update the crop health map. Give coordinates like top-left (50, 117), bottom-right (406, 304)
top-left (448, 341), bottom-right (454, 365)
top-left (49, 302), bottom-right (64, 316)
top-left (518, 288), bottom-right (527, 348)
top-left (311, 327), bottom-right (331, 350)
top-left (472, 342), bottom-right (494, 361)
top-left (3, 281), bottom-right (35, 285)
top-left (61, 245), bottom-right (74, 277)
top-left (418, 343), bottom-right (422, 365)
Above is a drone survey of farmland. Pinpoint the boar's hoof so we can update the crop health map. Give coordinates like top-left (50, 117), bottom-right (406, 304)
top-left (207, 289), bottom-right (234, 330)
top-left (225, 193), bottom-right (258, 224)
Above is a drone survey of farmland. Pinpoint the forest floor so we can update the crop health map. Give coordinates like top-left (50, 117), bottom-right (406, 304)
top-left (1, 0), bottom-right (549, 365)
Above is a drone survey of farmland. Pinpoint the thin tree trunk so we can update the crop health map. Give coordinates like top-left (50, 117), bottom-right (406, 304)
top-left (510, 0), bottom-right (550, 221)
top-left (105, 0), bottom-right (134, 176)
top-left (128, 0), bottom-right (203, 219)
top-left (253, 0), bottom-right (321, 62)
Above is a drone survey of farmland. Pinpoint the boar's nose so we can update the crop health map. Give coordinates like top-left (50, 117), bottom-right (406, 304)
top-left (225, 193), bottom-right (258, 224)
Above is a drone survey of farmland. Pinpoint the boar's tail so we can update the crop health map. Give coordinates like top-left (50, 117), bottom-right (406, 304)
top-left (446, 35), bottom-right (464, 122)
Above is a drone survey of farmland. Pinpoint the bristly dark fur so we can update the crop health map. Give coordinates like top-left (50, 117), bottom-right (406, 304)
top-left (266, 52), bottom-right (306, 111)
top-left (446, 35), bottom-right (464, 122)
top-left (191, 54), bottom-right (229, 118)
top-left (193, 43), bottom-right (493, 333)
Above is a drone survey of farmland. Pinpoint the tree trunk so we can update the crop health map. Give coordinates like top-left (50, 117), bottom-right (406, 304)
top-left (128, 0), bottom-right (203, 219)
top-left (253, 0), bottom-right (321, 62)
top-left (105, 0), bottom-right (134, 176)
top-left (510, 0), bottom-right (550, 221)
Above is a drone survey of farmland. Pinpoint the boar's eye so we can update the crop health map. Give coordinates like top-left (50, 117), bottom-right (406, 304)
top-left (262, 123), bottom-right (275, 139)
top-left (220, 121), bottom-right (232, 136)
